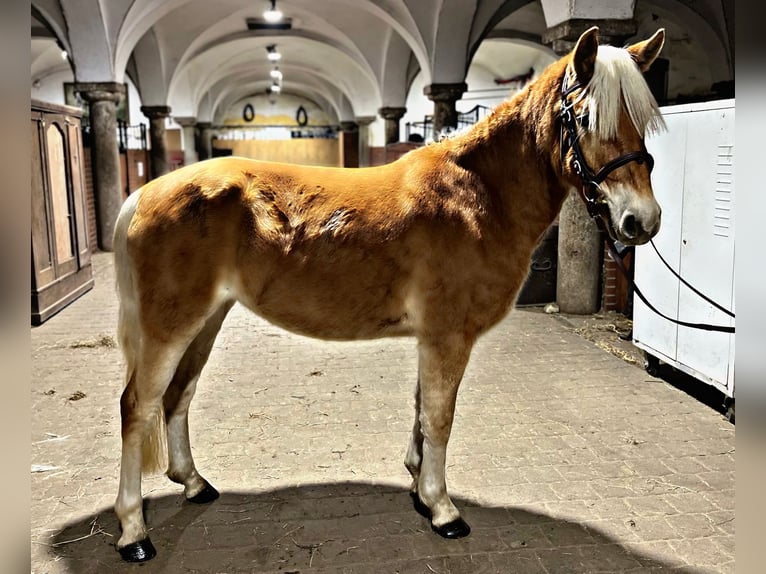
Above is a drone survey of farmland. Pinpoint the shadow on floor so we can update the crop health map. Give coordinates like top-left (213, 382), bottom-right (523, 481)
top-left (47, 482), bottom-right (676, 573)
top-left (643, 357), bottom-right (733, 423)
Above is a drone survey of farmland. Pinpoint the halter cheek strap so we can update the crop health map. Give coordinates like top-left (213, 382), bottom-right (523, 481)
top-left (559, 76), bottom-right (655, 219)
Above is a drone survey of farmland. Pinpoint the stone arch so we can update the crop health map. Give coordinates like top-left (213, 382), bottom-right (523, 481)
top-left (212, 86), bottom-right (340, 126)
top-left (380, 27), bottom-right (413, 107)
top-left (130, 28), bottom-right (168, 106)
top-left (115, 0), bottom-right (433, 100)
top-left (633, 0), bottom-right (732, 84)
top-left (169, 35), bottom-right (381, 121)
top-left (31, 2), bottom-right (71, 55)
top-left (209, 70), bottom-right (348, 124)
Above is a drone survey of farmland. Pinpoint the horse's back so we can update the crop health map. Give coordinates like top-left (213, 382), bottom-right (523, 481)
top-left (120, 153), bottom-right (507, 342)
top-left (119, 157), bottom-right (418, 339)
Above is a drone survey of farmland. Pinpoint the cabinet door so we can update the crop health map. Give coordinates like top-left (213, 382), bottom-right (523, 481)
top-left (31, 113), bottom-right (55, 287)
top-left (634, 111), bottom-right (687, 360)
top-left (676, 106), bottom-right (735, 388)
top-left (67, 120), bottom-right (91, 267)
top-left (44, 116), bottom-right (78, 277)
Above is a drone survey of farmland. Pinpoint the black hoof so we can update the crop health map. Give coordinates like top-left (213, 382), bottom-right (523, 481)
top-left (187, 481), bottom-right (220, 504)
top-left (409, 493), bottom-right (471, 538)
top-left (432, 517), bottom-right (471, 539)
top-left (118, 538), bottom-right (157, 562)
top-left (410, 491), bottom-right (431, 519)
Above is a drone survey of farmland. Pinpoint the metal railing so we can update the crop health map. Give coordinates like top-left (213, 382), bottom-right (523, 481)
top-left (81, 120), bottom-right (148, 151)
top-left (118, 121), bottom-right (147, 151)
top-left (404, 104), bottom-right (491, 143)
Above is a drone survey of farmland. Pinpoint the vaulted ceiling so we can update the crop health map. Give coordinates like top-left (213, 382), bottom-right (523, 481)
top-left (31, 0), bottom-right (734, 128)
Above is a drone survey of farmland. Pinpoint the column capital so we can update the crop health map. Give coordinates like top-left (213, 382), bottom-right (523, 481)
top-left (141, 105), bottom-right (172, 119)
top-left (339, 121), bottom-right (358, 132)
top-left (543, 19), bottom-right (637, 55)
top-left (196, 121), bottom-right (213, 129)
top-left (74, 82), bottom-right (125, 104)
top-left (423, 83), bottom-right (467, 103)
top-left (378, 106), bottom-right (407, 121)
top-left (354, 115), bottom-right (376, 127)
top-left (174, 116), bottom-right (197, 127)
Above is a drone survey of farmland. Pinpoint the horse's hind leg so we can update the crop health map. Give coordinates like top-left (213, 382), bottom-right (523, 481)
top-left (115, 335), bottom-right (193, 561)
top-left (411, 334), bottom-right (474, 538)
top-left (404, 382), bottom-right (424, 489)
top-left (164, 300), bottom-right (234, 502)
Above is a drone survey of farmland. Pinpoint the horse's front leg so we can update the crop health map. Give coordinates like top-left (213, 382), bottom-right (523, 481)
top-left (411, 334), bottom-right (473, 538)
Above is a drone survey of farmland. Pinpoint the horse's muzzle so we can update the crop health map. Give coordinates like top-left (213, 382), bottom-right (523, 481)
top-left (616, 205), bottom-right (661, 245)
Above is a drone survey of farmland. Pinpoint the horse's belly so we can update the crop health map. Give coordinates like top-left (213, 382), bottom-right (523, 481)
top-left (234, 268), bottom-right (414, 341)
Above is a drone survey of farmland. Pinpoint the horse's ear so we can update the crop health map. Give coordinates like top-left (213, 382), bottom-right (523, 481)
top-left (627, 29), bottom-right (665, 72)
top-left (571, 26), bottom-right (599, 84)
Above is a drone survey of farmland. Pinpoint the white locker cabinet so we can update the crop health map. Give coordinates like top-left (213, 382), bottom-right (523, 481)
top-left (633, 99), bottom-right (735, 407)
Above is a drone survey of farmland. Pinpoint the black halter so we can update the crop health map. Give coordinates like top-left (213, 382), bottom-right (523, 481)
top-left (558, 74), bottom-right (735, 334)
top-left (559, 74), bottom-right (655, 220)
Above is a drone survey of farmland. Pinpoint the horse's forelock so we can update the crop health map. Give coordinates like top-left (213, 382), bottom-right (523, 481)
top-left (580, 45), bottom-right (666, 140)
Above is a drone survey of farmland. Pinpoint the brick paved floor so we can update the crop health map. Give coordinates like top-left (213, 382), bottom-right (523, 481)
top-left (31, 253), bottom-right (734, 573)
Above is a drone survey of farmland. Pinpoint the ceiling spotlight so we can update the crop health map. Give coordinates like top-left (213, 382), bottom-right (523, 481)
top-left (60, 49), bottom-right (68, 60)
top-left (263, 0), bottom-right (283, 23)
top-left (270, 83), bottom-right (281, 93)
top-left (270, 67), bottom-right (283, 80)
top-left (266, 44), bottom-right (281, 61)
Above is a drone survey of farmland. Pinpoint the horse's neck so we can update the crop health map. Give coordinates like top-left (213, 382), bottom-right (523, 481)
top-left (450, 67), bottom-right (570, 238)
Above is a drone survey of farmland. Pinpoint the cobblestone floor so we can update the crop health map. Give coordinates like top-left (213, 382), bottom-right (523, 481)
top-left (31, 253), bottom-right (734, 573)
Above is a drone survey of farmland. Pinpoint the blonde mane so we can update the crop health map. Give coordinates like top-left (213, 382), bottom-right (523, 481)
top-left (575, 45), bottom-right (666, 139)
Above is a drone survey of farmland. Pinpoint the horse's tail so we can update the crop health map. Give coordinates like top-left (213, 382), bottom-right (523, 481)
top-left (113, 190), bottom-right (168, 476)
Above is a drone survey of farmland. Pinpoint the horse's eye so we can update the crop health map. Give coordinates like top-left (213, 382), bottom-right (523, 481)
top-left (578, 113), bottom-right (590, 129)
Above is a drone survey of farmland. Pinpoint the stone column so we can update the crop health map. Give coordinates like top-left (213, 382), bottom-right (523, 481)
top-left (378, 106), bottom-right (407, 144)
top-left (355, 116), bottom-right (376, 167)
top-left (543, 19), bottom-right (637, 54)
top-left (174, 116), bottom-right (198, 167)
top-left (196, 122), bottom-right (213, 161)
top-left (545, 18), bottom-right (637, 314)
top-left (556, 191), bottom-right (602, 313)
top-left (339, 121), bottom-right (359, 167)
top-left (423, 83), bottom-right (467, 138)
top-left (141, 105), bottom-right (171, 179)
top-left (75, 82), bottom-right (125, 252)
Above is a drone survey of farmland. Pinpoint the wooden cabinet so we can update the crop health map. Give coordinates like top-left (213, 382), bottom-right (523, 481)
top-left (31, 100), bottom-right (93, 325)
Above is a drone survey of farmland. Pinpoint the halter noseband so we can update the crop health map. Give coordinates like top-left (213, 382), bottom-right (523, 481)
top-left (559, 73), bottom-right (655, 221)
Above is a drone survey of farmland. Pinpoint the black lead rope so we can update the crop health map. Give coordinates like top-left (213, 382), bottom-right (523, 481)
top-left (648, 239), bottom-right (735, 318)
top-left (601, 224), bottom-right (735, 334)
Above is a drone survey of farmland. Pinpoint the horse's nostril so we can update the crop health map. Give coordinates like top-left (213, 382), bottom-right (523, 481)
top-left (621, 213), bottom-right (643, 239)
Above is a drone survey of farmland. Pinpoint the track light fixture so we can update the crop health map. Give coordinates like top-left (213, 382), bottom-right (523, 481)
top-left (266, 44), bottom-right (281, 61)
top-left (263, 0), bottom-right (283, 23)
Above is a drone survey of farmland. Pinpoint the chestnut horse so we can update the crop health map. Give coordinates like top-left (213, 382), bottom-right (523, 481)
top-left (112, 27), bottom-right (666, 561)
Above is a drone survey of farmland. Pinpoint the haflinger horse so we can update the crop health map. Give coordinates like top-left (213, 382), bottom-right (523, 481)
top-left (112, 26), bottom-right (666, 561)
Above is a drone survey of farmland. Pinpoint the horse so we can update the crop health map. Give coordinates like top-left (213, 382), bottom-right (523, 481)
top-left (112, 26), bottom-right (666, 562)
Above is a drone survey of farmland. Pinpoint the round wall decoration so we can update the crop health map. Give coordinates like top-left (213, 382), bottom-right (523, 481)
top-left (242, 103), bottom-right (255, 122)
top-left (296, 105), bottom-right (308, 126)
